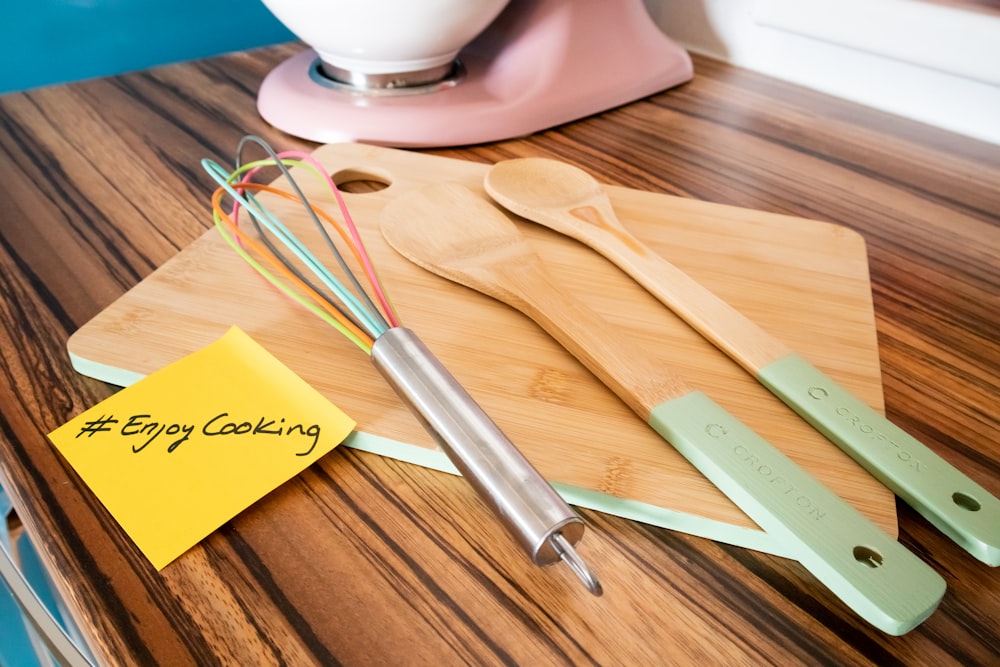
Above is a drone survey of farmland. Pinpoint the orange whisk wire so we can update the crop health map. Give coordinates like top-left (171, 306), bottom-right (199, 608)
top-left (202, 135), bottom-right (401, 354)
top-left (210, 185), bottom-right (376, 351)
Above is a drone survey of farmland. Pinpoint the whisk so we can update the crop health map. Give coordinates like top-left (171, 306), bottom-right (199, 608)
top-left (201, 136), bottom-right (601, 595)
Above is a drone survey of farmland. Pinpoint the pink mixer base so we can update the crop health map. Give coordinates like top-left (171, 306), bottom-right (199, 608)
top-left (256, 0), bottom-right (694, 147)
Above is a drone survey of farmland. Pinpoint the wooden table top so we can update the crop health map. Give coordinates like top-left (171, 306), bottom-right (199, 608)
top-left (1, 43), bottom-right (997, 665)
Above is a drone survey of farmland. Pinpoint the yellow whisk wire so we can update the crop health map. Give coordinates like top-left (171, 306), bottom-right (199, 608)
top-left (210, 185), bottom-right (376, 352)
top-left (202, 136), bottom-right (401, 355)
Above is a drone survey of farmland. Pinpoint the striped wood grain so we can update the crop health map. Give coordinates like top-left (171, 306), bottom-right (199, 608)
top-left (0, 45), bottom-right (997, 665)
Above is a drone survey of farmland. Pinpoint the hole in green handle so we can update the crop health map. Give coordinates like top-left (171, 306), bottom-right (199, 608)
top-left (952, 491), bottom-right (982, 512)
top-left (854, 546), bottom-right (884, 568)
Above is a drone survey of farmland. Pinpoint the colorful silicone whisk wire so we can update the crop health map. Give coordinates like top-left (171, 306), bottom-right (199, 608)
top-left (203, 137), bottom-right (398, 352)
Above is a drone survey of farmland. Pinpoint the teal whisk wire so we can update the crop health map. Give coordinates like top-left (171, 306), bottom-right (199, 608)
top-left (235, 135), bottom-right (393, 336)
top-left (201, 139), bottom-right (392, 342)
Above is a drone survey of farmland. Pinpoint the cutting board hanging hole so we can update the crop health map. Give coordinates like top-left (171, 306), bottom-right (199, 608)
top-left (331, 167), bottom-right (393, 194)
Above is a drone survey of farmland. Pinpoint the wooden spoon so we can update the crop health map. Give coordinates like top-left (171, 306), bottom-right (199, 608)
top-left (380, 182), bottom-right (944, 635)
top-left (484, 157), bottom-right (1000, 568)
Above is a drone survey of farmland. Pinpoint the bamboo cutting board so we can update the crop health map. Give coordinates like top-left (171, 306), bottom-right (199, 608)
top-left (68, 143), bottom-right (896, 555)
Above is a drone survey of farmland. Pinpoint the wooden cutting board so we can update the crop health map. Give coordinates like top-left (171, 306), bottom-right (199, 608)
top-left (68, 143), bottom-right (896, 555)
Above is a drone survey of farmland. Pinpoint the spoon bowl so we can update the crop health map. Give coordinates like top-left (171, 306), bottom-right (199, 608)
top-left (487, 157), bottom-right (609, 211)
top-left (486, 156), bottom-right (788, 372)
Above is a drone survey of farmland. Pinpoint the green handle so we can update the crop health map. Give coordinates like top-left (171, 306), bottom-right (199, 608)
top-left (758, 353), bottom-right (1000, 566)
top-left (649, 391), bottom-right (945, 635)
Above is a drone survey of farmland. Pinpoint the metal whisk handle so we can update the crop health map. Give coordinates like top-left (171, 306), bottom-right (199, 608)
top-left (371, 327), bottom-right (600, 594)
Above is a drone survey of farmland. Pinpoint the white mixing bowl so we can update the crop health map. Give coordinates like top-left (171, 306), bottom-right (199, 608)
top-left (260, 0), bottom-right (510, 82)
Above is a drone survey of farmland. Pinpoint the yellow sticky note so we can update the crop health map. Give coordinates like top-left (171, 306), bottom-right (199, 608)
top-left (48, 327), bottom-right (355, 569)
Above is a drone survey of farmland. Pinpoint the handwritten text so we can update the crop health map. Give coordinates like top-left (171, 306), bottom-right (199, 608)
top-left (75, 413), bottom-right (322, 456)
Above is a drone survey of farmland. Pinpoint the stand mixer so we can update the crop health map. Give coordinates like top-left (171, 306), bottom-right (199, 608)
top-left (256, 0), bottom-right (693, 147)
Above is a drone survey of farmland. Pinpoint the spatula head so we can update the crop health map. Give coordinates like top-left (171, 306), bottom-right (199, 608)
top-left (380, 182), bottom-right (540, 299)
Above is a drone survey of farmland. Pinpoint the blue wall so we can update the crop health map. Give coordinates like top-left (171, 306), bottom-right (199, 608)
top-left (1, 0), bottom-right (295, 94)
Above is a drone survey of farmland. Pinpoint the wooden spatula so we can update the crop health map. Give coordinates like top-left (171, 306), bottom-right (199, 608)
top-left (483, 157), bottom-right (1000, 568)
top-left (379, 181), bottom-right (945, 635)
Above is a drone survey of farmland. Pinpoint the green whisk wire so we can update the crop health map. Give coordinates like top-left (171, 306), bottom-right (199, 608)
top-left (202, 136), bottom-right (399, 351)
